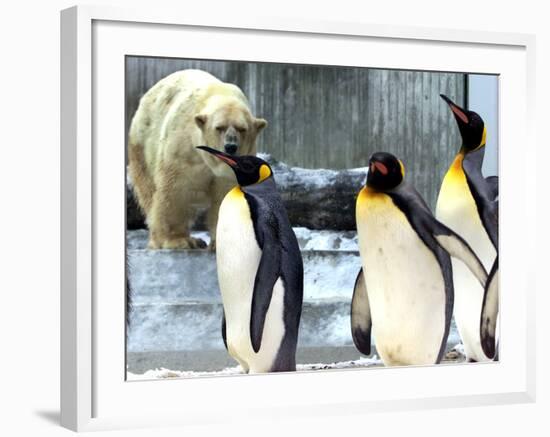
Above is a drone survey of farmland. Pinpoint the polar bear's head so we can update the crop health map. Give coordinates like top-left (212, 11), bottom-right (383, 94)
top-left (195, 96), bottom-right (267, 177)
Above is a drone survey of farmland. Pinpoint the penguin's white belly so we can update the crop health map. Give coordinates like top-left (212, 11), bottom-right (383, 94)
top-left (357, 191), bottom-right (446, 366)
top-left (436, 175), bottom-right (496, 362)
top-left (216, 188), bottom-right (286, 373)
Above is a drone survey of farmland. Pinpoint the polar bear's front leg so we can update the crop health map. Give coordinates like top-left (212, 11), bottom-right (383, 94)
top-left (207, 178), bottom-right (235, 251)
top-left (147, 165), bottom-right (207, 250)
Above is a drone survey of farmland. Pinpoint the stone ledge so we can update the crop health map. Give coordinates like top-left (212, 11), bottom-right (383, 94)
top-left (127, 155), bottom-right (367, 230)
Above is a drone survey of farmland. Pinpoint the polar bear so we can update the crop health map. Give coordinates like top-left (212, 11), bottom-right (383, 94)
top-left (128, 69), bottom-right (267, 249)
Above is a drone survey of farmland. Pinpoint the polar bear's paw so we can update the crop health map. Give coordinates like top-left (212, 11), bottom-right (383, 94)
top-left (208, 240), bottom-right (216, 252)
top-left (156, 236), bottom-right (207, 250)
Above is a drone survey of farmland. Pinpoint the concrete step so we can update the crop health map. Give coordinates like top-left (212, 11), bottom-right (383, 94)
top-left (128, 248), bottom-right (361, 303)
top-left (127, 299), bottom-right (462, 353)
top-left (127, 228), bottom-right (365, 352)
top-left (128, 300), bottom-right (353, 352)
top-left (127, 229), bottom-right (461, 356)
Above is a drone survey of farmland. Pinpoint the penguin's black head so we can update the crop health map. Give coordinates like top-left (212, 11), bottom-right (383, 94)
top-left (440, 94), bottom-right (486, 152)
top-left (196, 146), bottom-right (272, 186)
top-left (366, 152), bottom-right (405, 191)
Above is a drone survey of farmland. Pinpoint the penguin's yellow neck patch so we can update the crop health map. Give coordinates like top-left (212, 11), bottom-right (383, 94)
top-left (399, 160), bottom-right (406, 178)
top-left (470, 126), bottom-right (487, 152)
top-left (222, 186), bottom-right (250, 221)
top-left (443, 152), bottom-right (467, 185)
top-left (356, 186), bottom-right (387, 209)
top-left (480, 126), bottom-right (487, 147)
top-left (257, 164), bottom-right (271, 183)
top-left (356, 186), bottom-right (404, 223)
top-left (227, 185), bottom-right (244, 200)
top-left (452, 151), bottom-right (464, 170)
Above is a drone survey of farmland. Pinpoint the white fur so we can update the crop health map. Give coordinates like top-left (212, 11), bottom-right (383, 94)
top-left (216, 189), bottom-right (286, 373)
top-left (436, 170), bottom-right (497, 362)
top-left (356, 193), bottom-right (446, 366)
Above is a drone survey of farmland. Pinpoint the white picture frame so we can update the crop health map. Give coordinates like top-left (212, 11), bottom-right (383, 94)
top-left (60, 5), bottom-right (536, 432)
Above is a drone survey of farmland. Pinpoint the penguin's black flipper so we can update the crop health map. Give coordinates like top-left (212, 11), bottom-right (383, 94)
top-left (485, 175), bottom-right (499, 201)
top-left (430, 224), bottom-right (488, 288)
top-left (390, 185), bottom-right (488, 288)
top-left (350, 268), bottom-right (372, 356)
top-left (481, 257), bottom-right (499, 359)
top-left (250, 222), bottom-right (282, 353)
top-left (462, 148), bottom-right (499, 249)
top-left (221, 312), bottom-right (228, 351)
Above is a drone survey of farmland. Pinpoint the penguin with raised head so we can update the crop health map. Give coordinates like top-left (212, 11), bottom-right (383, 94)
top-left (197, 146), bottom-right (303, 373)
top-left (437, 94), bottom-right (499, 362)
top-left (351, 152), bottom-right (488, 366)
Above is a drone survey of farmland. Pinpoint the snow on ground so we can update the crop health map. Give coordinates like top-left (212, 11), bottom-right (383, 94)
top-left (127, 355), bottom-right (382, 381)
top-left (191, 231), bottom-right (211, 246)
top-left (128, 227), bottom-right (357, 252)
top-left (293, 227), bottom-right (358, 251)
top-left (195, 227), bottom-right (358, 252)
top-left (193, 227), bottom-right (358, 252)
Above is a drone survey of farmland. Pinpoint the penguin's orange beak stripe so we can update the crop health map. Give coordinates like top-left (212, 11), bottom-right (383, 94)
top-left (373, 161), bottom-right (388, 175)
top-left (197, 146), bottom-right (238, 167)
top-left (215, 154), bottom-right (238, 167)
top-left (450, 104), bottom-right (469, 124)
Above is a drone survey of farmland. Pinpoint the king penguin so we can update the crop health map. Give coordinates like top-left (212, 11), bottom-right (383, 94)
top-left (351, 152), bottom-right (488, 366)
top-left (436, 94), bottom-right (499, 362)
top-left (197, 146), bottom-right (303, 373)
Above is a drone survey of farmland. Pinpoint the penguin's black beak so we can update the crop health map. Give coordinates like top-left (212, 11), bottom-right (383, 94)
top-left (197, 145), bottom-right (239, 168)
top-left (440, 94), bottom-right (470, 126)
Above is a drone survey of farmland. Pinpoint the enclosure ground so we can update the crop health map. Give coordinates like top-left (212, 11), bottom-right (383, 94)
top-left (126, 344), bottom-right (466, 379)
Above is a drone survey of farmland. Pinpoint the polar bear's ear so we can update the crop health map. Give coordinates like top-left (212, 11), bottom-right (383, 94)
top-left (195, 114), bottom-right (207, 130)
top-left (254, 118), bottom-right (268, 132)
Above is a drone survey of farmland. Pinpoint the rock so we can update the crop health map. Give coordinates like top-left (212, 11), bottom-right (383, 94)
top-left (268, 155), bottom-right (367, 230)
top-left (126, 154), bottom-right (367, 231)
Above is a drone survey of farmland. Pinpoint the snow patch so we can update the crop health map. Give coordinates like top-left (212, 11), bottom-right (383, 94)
top-left (192, 231), bottom-right (211, 246)
top-left (293, 227), bottom-right (358, 251)
top-left (451, 342), bottom-right (465, 355)
top-left (128, 227), bottom-right (357, 252)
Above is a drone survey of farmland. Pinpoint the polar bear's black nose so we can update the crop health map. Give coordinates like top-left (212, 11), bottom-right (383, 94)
top-left (224, 143), bottom-right (238, 155)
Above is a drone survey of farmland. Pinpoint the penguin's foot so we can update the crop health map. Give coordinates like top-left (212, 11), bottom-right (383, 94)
top-left (156, 236), bottom-right (207, 250)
